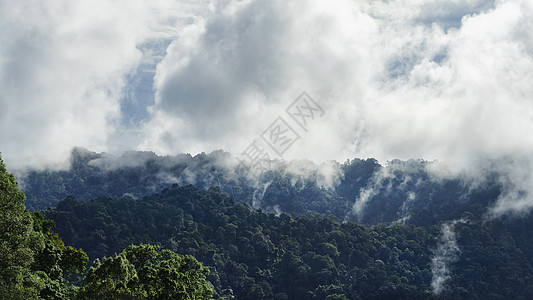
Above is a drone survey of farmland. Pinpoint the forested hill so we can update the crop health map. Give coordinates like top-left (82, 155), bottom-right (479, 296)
top-left (41, 183), bottom-right (533, 299)
top-left (7, 148), bottom-right (533, 298)
top-left (19, 148), bottom-right (502, 227)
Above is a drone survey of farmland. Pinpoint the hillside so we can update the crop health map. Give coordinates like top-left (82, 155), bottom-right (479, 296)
top-left (14, 148), bottom-right (533, 298)
top-left (43, 183), bottom-right (533, 299)
top-left (20, 148), bottom-right (502, 227)
top-left (4, 148), bottom-right (533, 298)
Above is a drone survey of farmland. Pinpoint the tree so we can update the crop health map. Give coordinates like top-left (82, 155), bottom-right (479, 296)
top-left (0, 154), bottom-right (45, 299)
top-left (0, 154), bottom-right (89, 299)
top-left (77, 244), bottom-right (214, 299)
top-left (30, 212), bottom-right (88, 299)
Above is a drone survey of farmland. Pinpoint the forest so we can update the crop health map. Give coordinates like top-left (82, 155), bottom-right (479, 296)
top-left (21, 148), bottom-right (501, 227)
top-left (1, 155), bottom-right (212, 299)
top-left (3, 149), bottom-right (533, 299)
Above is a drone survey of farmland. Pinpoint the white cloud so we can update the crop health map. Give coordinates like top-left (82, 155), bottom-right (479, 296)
top-left (431, 219), bottom-right (464, 295)
top-left (0, 0), bottom-right (208, 169)
top-left (2, 0), bottom-right (533, 215)
top-left (141, 0), bottom-right (533, 168)
top-left (140, 0), bottom-right (379, 159)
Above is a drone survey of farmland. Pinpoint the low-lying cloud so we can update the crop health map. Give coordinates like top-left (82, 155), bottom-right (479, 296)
top-left (431, 219), bottom-right (464, 295)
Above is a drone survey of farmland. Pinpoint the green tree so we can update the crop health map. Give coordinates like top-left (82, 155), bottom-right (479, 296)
top-left (0, 154), bottom-right (88, 299)
top-left (30, 212), bottom-right (88, 299)
top-left (77, 244), bottom-right (214, 299)
top-left (0, 154), bottom-right (44, 299)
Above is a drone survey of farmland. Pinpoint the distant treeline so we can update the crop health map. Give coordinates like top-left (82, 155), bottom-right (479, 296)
top-left (21, 148), bottom-right (502, 227)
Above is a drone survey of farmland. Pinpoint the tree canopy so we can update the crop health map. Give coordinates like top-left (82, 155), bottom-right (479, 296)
top-left (77, 244), bottom-right (213, 299)
top-left (1, 154), bottom-right (212, 299)
top-left (0, 153), bottom-right (44, 298)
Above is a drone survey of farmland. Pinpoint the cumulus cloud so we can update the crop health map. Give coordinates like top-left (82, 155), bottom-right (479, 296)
top-left (141, 0), bottom-right (533, 167)
top-left (2, 0), bottom-right (533, 215)
top-left (0, 0), bottom-right (209, 169)
top-left (140, 0), bottom-right (378, 158)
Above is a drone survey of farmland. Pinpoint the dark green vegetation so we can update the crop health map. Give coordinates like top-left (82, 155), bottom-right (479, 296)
top-left (77, 244), bottom-right (213, 299)
top-left (0, 154), bottom-right (87, 299)
top-left (0, 155), bottom-right (213, 299)
top-left (45, 185), bottom-right (438, 299)
top-left (44, 184), bottom-right (533, 299)
top-left (8, 149), bottom-right (533, 299)
top-left (21, 148), bottom-right (502, 228)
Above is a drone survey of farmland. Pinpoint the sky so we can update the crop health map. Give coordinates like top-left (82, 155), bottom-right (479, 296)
top-left (1, 0), bottom-right (533, 186)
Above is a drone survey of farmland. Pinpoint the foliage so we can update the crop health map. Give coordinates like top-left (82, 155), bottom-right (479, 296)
top-left (0, 154), bottom-right (91, 299)
top-left (2, 153), bottom-right (214, 299)
top-left (43, 182), bottom-right (533, 299)
top-left (21, 149), bottom-right (503, 230)
top-left (77, 244), bottom-right (213, 299)
top-left (10, 149), bottom-right (533, 298)
top-left (46, 184), bottom-right (440, 299)
top-left (30, 212), bottom-right (89, 299)
top-left (0, 154), bottom-right (44, 299)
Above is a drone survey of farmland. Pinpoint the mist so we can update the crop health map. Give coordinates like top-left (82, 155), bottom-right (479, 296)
top-left (430, 219), bottom-right (465, 294)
